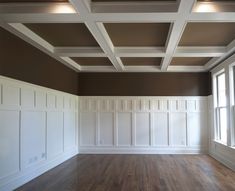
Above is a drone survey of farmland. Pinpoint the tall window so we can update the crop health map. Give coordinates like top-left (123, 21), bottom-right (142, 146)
top-left (215, 72), bottom-right (227, 144)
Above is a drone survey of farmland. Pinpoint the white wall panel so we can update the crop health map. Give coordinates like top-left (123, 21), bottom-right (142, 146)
top-left (80, 112), bottom-right (96, 146)
top-left (21, 88), bottom-right (34, 108)
top-left (21, 111), bottom-right (46, 169)
top-left (135, 112), bottom-right (150, 146)
top-left (35, 91), bottom-right (46, 109)
top-left (47, 111), bottom-right (63, 159)
top-left (188, 112), bottom-right (207, 146)
top-left (64, 111), bottom-right (76, 149)
top-left (57, 95), bottom-right (64, 109)
top-left (153, 112), bottom-right (168, 146)
top-left (170, 113), bottom-right (187, 146)
top-left (47, 94), bottom-right (56, 109)
top-left (2, 84), bottom-right (20, 107)
top-left (0, 110), bottom-right (20, 179)
top-left (80, 96), bottom-right (208, 154)
top-left (117, 112), bottom-right (132, 146)
top-left (0, 76), bottom-right (78, 191)
top-left (99, 112), bottom-right (114, 146)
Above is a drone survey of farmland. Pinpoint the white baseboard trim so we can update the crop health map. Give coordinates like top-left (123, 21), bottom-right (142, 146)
top-left (79, 147), bottom-right (208, 154)
top-left (209, 151), bottom-right (235, 172)
top-left (0, 148), bottom-right (79, 191)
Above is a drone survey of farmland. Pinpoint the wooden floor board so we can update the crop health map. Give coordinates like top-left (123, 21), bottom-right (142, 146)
top-left (15, 154), bottom-right (235, 191)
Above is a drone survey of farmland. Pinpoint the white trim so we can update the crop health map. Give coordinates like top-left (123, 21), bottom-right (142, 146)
top-left (90, 1), bottom-right (179, 13)
top-left (210, 151), bottom-right (235, 172)
top-left (175, 46), bottom-right (226, 57)
top-left (0, 149), bottom-right (78, 191)
top-left (79, 147), bottom-right (208, 154)
top-left (0, 2), bottom-right (76, 14)
top-left (54, 47), bottom-right (106, 57)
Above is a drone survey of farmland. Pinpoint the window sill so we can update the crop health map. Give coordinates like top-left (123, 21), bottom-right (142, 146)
top-left (213, 140), bottom-right (235, 150)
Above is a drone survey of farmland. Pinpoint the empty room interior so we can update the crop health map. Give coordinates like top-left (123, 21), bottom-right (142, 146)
top-left (1, 0), bottom-right (235, 190)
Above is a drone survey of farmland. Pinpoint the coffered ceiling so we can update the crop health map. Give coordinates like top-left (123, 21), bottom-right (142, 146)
top-left (0, 0), bottom-right (235, 72)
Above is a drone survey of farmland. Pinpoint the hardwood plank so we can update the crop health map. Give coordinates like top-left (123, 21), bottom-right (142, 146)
top-left (15, 155), bottom-right (235, 191)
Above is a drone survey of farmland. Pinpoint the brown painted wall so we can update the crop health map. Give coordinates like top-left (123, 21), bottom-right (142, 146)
top-left (0, 27), bottom-right (78, 95)
top-left (78, 72), bottom-right (211, 96)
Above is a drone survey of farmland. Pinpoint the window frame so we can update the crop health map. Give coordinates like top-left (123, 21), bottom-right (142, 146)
top-left (214, 70), bottom-right (228, 144)
top-left (211, 54), bottom-right (235, 148)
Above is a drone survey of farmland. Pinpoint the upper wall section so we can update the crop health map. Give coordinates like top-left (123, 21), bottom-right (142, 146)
top-left (0, 27), bottom-right (78, 95)
top-left (78, 72), bottom-right (211, 96)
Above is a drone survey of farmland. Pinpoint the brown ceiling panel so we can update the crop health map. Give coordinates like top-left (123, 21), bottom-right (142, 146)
top-left (179, 23), bottom-right (235, 46)
top-left (71, 57), bottom-right (113, 66)
top-left (121, 57), bottom-right (162, 66)
top-left (25, 23), bottom-right (99, 47)
top-left (104, 23), bottom-right (170, 47)
top-left (0, 0), bottom-right (67, 2)
top-left (171, 57), bottom-right (212, 66)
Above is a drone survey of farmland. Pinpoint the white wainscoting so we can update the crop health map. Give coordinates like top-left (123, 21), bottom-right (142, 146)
top-left (0, 76), bottom-right (79, 191)
top-left (79, 96), bottom-right (208, 154)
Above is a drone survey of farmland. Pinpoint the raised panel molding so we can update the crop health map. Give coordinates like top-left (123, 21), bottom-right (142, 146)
top-left (0, 75), bottom-right (78, 191)
top-left (79, 96), bottom-right (208, 154)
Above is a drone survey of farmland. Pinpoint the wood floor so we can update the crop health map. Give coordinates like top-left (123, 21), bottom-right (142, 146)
top-left (16, 154), bottom-right (235, 191)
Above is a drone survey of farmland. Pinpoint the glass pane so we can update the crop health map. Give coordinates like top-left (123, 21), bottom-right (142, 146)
top-left (217, 73), bottom-right (226, 107)
top-left (219, 107), bottom-right (227, 144)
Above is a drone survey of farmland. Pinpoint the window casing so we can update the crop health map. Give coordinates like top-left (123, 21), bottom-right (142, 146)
top-left (212, 55), bottom-right (235, 148)
top-left (214, 72), bottom-right (227, 144)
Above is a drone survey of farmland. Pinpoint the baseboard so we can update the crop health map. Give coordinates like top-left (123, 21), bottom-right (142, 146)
top-left (0, 148), bottom-right (79, 191)
top-left (79, 147), bottom-right (208, 154)
top-left (209, 151), bottom-right (235, 171)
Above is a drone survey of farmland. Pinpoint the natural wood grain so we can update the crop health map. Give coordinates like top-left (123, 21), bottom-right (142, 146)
top-left (15, 155), bottom-right (235, 191)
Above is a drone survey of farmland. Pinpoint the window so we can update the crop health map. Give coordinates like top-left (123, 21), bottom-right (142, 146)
top-left (215, 72), bottom-right (227, 144)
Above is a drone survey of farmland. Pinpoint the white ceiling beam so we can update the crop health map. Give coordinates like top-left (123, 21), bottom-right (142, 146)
top-left (0, 2), bottom-right (76, 14)
top-left (69, 0), bottom-right (124, 71)
top-left (114, 47), bottom-right (165, 57)
top-left (175, 46), bottom-right (226, 57)
top-left (161, 0), bottom-right (196, 71)
top-left (90, 13), bottom-right (177, 23)
top-left (124, 66), bottom-right (161, 72)
top-left (0, 13), bottom-right (83, 23)
top-left (91, 1), bottom-right (178, 13)
top-left (205, 39), bottom-right (235, 70)
top-left (53, 46), bottom-right (227, 58)
top-left (0, 22), bottom-right (81, 71)
top-left (54, 47), bottom-right (106, 57)
top-left (81, 66), bottom-right (116, 72)
top-left (168, 66), bottom-right (205, 72)
top-left (189, 13), bottom-right (235, 22)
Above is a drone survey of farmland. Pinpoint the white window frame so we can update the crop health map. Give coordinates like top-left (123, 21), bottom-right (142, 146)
top-left (211, 54), bottom-right (235, 148)
top-left (213, 70), bottom-right (228, 144)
